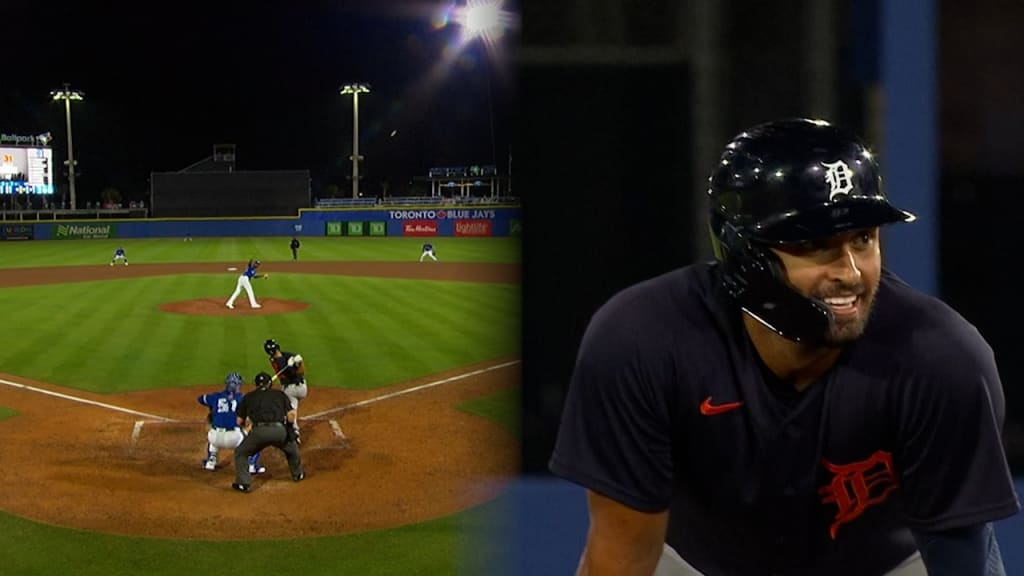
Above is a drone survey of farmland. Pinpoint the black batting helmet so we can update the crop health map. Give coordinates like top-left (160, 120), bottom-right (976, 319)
top-left (263, 339), bottom-right (280, 355)
top-left (254, 371), bottom-right (273, 389)
top-left (707, 118), bottom-right (916, 343)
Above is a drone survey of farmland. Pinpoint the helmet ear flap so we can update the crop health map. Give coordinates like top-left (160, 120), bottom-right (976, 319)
top-left (715, 220), bottom-right (783, 300)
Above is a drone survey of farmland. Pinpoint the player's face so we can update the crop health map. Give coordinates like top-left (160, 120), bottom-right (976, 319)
top-left (772, 228), bottom-right (881, 345)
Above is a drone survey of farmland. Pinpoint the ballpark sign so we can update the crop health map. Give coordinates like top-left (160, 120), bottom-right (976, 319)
top-left (55, 223), bottom-right (115, 239)
top-left (403, 221), bottom-right (437, 236)
top-left (454, 219), bottom-right (492, 237)
top-left (389, 209), bottom-right (497, 220)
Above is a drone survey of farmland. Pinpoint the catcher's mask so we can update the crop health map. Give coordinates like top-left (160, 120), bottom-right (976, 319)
top-left (254, 371), bottom-right (273, 389)
top-left (224, 372), bottom-right (243, 394)
top-left (707, 118), bottom-right (915, 344)
top-left (263, 339), bottom-right (280, 355)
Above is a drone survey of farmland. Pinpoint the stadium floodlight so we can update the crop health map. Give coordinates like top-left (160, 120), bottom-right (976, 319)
top-left (340, 83), bottom-right (371, 199)
top-left (450, 1), bottom-right (517, 187)
top-left (453, 0), bottom-right (515, 45)
top-left (50, 83), bottom-right (84, 209)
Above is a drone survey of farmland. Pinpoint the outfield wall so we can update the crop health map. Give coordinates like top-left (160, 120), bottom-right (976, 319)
top-left (14, 206), bottom-right (523, 240)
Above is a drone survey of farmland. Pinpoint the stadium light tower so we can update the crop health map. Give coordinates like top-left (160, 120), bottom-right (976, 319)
top-left (51, 83), bottom-right (84, 209)
top-left (340, 83), bottom-right (370, 199)
top-left (453, 0), bottom-right (515, 189)
top-left (50, 83), bottom-right (84, 210)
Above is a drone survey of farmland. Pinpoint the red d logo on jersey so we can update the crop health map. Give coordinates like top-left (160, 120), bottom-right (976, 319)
top-left (817, 450), bottom-right (899, 539)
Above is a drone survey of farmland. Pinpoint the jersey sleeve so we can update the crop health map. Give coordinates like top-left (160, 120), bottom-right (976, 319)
top-left (895, 323), bottom-right (1020, 531)
top-left (549, 294), bottom-right (676, 512)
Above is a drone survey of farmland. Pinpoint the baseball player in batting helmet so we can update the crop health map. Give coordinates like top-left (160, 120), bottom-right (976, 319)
top-left (549, 118), bottom-right (1019, 575)
top-left (264, 338), bottom-right (308, 442)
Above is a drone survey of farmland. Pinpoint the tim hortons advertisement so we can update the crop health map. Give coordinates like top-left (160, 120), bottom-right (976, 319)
top-left (403, 221), bottom-right (437, 236)
top-left (453, 219), bottom-right (492, 237)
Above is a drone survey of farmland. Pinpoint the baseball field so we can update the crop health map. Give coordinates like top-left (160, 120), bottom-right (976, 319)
top-left (0, 235), bottom-right (521, 575)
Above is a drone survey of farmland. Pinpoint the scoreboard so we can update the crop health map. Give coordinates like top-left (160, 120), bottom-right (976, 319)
top-left (0, 146), bottom-right (54, 195)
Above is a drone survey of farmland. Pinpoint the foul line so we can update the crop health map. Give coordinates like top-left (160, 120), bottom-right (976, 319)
top-left (329, 419), bottom-right (346, 439)
top-left (1, 358), bottom-right (520, 434)
top-left (304, 359), bottom-right (521, 419)
top-left (0, 377), bottom-right (175, 422)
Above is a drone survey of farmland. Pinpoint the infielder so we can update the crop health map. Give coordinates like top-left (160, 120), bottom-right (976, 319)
top-left (226, 259), bottom-right (267, 309)
top-left (110, 246), bottom-right (128, 266)
top-left (264, 338), bottom-right (308, 442)
top-left (419, 242), bottom-right (438, 262)
top-left (550, 119), bottom-right (1019, 575)
top-left (197, 372), bottom-right (265, 474)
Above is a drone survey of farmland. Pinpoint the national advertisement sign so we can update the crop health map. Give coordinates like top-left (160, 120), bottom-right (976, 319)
top-left (403, 221), bottom-right (437, 236)
top-left (453, 219), bottom-right (492, 237)
top-left (55, 223), bottom-right (115, 239)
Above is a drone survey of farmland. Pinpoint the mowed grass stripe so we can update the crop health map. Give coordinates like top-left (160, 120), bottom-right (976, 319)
top-left (0, 504), bottom-right (472, 576)
top-left (317, 278), bottom-right (445, 387)
top-left (0, 275), bottom-right (518, 392)
top-left (0, 237), bottom-right (520, 268)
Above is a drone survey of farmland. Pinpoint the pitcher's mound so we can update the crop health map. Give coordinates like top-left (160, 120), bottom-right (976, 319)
top-left (160, 298), bottom-right (309, 315)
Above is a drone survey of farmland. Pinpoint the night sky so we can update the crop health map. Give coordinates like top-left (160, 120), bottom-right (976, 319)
top-left (2, 0), bottom-right (518, 205)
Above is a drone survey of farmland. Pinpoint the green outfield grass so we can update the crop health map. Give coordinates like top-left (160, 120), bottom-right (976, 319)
top-left (0, 236), bottom-right (521, 575)
top-left (0, 406), bottom-right (16, 421)
top-left (0, 236), bottom-right (521, 268)
top-left (458, 387), bottom-right (521, 438)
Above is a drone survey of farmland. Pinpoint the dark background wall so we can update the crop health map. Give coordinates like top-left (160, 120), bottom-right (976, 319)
top-left (519, 0), bottom-right (1024, 475)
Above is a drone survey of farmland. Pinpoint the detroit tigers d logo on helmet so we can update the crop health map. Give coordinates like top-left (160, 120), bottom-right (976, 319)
top-left (707, 118), bottom-right (916, 344)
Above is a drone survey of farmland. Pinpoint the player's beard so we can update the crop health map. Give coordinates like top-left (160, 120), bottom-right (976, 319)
top-left (815, 281), bottom-right (878, 346)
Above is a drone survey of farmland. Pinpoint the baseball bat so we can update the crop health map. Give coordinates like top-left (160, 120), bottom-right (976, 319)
top-left (271, 363), bottom-right (289, 381)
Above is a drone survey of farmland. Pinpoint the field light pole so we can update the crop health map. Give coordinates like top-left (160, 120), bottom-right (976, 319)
top-left (51, 83), bottom-right (84, 210)
top-left (340, 83), bottom-right (370, 198)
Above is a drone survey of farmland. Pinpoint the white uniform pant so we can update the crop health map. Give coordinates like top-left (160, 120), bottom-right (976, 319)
top-left (283, 382), bottom-right (308, 426)
top-left (206, 427), bottom-right (245, 457)
top-left (419, 249), bottom-right (437, 262)
top-left (227, 275), bottom-right (258, 307)
top-left (653, 544), bottom-right (925, 576)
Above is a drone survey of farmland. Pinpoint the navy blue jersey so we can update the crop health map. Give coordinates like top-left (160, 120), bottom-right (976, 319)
top-left (549, 262), bottom-right (1020, 576)
top-left (114, 248), bottom-right (125, 257)
top-left (198, 391), bottom-right (243, 429)
top-left (422, 243), bottom-right (433, 252)
top-left (270, 351), bottom-right (304, 386)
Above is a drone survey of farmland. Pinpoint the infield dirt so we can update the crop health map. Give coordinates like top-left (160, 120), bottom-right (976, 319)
top-left (0, 261), bottom-right (520, 539)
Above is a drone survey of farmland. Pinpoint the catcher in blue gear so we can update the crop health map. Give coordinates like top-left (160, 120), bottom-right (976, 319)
top-left (197, 372), bottom-right (265, 474)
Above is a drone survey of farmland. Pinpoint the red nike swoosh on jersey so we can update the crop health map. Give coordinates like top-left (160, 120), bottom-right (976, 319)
top-left (700, 396), bottom-right (743, 416)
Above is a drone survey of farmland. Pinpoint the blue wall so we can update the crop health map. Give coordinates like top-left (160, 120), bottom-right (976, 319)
top-left (27, 206), bottom-right (523, 240)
